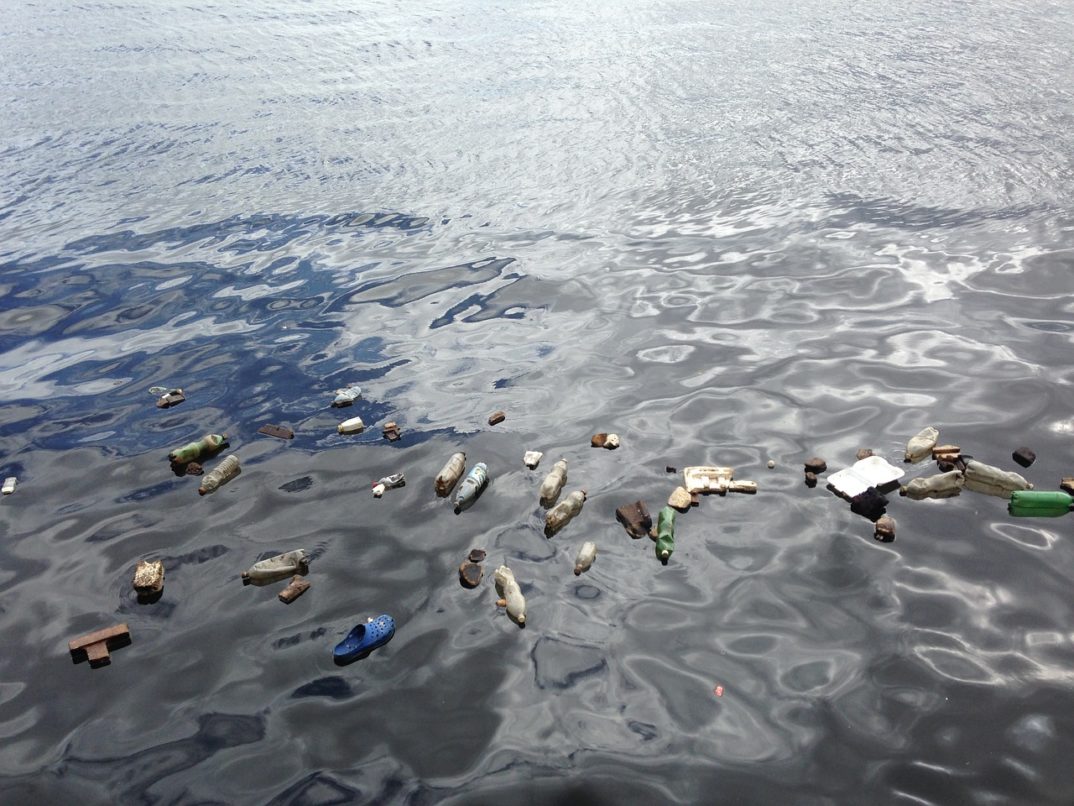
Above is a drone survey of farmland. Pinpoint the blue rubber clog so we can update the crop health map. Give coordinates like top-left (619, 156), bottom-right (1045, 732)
top-left (333, 614), bottom-right (395, 665)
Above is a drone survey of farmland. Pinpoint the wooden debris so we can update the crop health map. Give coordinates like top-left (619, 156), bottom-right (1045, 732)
top-left (487, 411), bottom-right (506, 426)
top-left (382, 422), bottom-right (401, 441)
top-left (1012, 447), bottom-right (1036, 468)
top-left (155, 389), bottom-right (185, 409)
top-left (874, 515), bottom-right (896, 543)
top-left (616, 500), bottom-right (652, 539)
top-left (804, 457), bottom-right (827, 474)
top-left (258, 424), bottom-right (294, 440)
top-left (459, 562), bottom-right (483, 588)
top-left (278, 576), bottom-right (311, 604)
top-left (69, 624), bottom-right (131, 668)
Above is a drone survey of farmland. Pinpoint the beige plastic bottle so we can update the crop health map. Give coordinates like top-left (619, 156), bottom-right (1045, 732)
top-left (494, 565), bottom-right (526, 625)
top-left (900, 470), bottom-right (964, 500)
top-left (963, 460), bottom-right (1032, 497)
top-left (574, 542), bottom-right (597, 575)
top-left (539, 459), bottom-right (568, 508)
top-left (905, 427), bottom-right (939, 463)
top-left (198, 455), bottom-right (241, 495)
top-left (545, 490), bottom-right (586, 537)
top-left (435, 452), bottom-right (466, 497)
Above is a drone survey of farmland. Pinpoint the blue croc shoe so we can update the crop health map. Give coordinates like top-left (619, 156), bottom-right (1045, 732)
top-left (333, 614), bottom-right (395, 665)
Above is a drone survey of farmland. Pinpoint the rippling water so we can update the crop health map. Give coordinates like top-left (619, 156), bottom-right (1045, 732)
top-left (3, 0), bottom-right (1074, 803)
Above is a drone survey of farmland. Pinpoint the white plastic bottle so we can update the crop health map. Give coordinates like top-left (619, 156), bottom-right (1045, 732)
top-left (494, 565), bottom-right (526, 625)
top-left (905, 426), bottom-right (939, 463)
top-left (574, 542), bottom-right (597, 575)
top-left (900, 470), bottom-right (964, 500)
top-left (539, 459), bottom-right (568, 508)
top-left (435, 452), bottom-right (466, 497)
top-left (963, 460), bottom-right (1032, 498)
top-left (337, 416), bottom-right (365, 435)
top-left (545, 490), bottom-right (586, 537)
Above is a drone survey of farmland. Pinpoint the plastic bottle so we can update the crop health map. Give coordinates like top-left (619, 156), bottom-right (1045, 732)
top-left (905, 426), bottom-right (939, 463)
top-left (332, 386), bottom-right (362, 407)
top-left (337, 416), bottom-right (365, 435)
top-left (435, 452), bottom-right (466, 497)
top-left (241, 549), bottom-right (309, 585)
top-left (372, 473), bottom-right (405, 498)
top-left (1008, 490), bottom-right (1073, 517)
top-left (539, 459), bottom-right (568, 508)
top-left (574, 542), bottom-right (597, 575)
top-left (454, 462), bottom-right (488, 513)
top-left (655, 506), bottom-right (676, 561)
top-left (900, 470), bottom-right (964, 500)
top-left (198, 455), bottom-right (241, 495)
top-left (494, 565), bottom-right (526, 625)
top-left (545, 490), bottom-right (586, 537)
top-left (523, 451), bottom-right (543, 469)
top-left (2, 477), bottom-right (15, 495)
top-left (168, 433), bottom-right (228, 464)
top-left (963, 460), bottom-right (1032, 498)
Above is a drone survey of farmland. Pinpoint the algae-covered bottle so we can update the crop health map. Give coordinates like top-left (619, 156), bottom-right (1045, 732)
top-left (198, 455), bottom-right (241, 495)
top-left (168, 433), bottom-right (228, 464)
top-left (435, 452), bottom-right (466, 497)
top-left (454, 462), bottom-right (488, 513)
top-left (1008, 490), bottom-right (1073, 518)
top-left (539, 459), bottom-right (568, 508)
top-left (544, 490), bottom-right (586, 537)
top-left (655, 505), bottom-right (676, 561)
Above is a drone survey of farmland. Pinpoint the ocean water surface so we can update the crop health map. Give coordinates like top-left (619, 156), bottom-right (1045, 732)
top-left (2, 0), bottom-right (1074, 803)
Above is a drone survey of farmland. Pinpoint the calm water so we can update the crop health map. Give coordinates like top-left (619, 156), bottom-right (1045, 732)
top-left (3, 1), bottom-right (1074, 803)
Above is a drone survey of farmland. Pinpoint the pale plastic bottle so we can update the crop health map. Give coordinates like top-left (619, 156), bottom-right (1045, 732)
top-left (454, 463), bottom-right (489, 513)
top-left (198, 455), bottom-right (241, 495)
top-left (963, 459), bottom-right (1032, 498)
top-left (905, 426), bottom-right (939, 463)
top-left (539, 459), bottom-right (568, 508)
top-left (337, 416), bottom-right (365, 435)
top-left (435, 452), bottom-right (466, 497)
top-left (900, 470), bottom-right (964, 500)
top-left (494, 565), bottom-right (526, 625)
top-left (574, 542), bottom-right (597, 575)
top-left (241, 549), bottom-right (309, 585)
top-left (545, 489), bottom-right (586, 537)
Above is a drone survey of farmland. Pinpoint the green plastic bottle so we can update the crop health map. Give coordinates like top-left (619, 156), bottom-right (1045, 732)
top-left (655, 506), bottom-right (676, 561)
top-left (1008, 490), bottom-right (1073, 518)
top-left (168, 433), bottom-right (228, 464)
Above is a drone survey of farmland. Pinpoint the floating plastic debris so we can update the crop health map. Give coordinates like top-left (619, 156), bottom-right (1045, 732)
top-left (827, 456), bottom-right (904, 499)
top-left (382, 421), bottom-right (401, 441)
top-left (963, 460), bottom-right (1032, 498)
top-left (132, 560), bottom-right (164, 596)
top-left (1012, 447), bottom-right (1036, 468)
top-left (874, 515), bottom-right (896, 542)
top-left (168, 433), bottom-right (228, 465)
top-left (905, 427), bottom-right (939, 463)
top-left (494, 566), bottom-right (526, 626)
top-left (372, 473), bottom-right (405, 498)
top-left (804, 457), bottom-right (827, 474)
top-left (242, 549), bottom-right (308, 585)
top-left (2, 477), bottom-right (15, 495)
top-left (331, 386), bottom-right (361, 407)
top-left (258, 424), bottom-right (294, 440)
top-left (523, 451), bottom-right (543, 469)
top-left (459, 561), bottom-right (483, 588)
top-left (198, 455), bottom-right (241, 496)
top-left (337, 416), bottom-right (365, 435)
top-left (574, 542), bottom-right (597, 575)
top-left (1008, 490), bottom-right (1072, 518)
top-left (655, 506), bottom-right (675, 562)
top-left (148, 386), bottom-right (168, 396)
top-left (683, 466), bottom-right (734, 494)
top-left (616, 500), bottom-right (652, 539)
top-left (539, 459), bottom-right (568, 508)
top-left (156, 389), bottom-right (185, 409)
top-left (900, 471), bottom-right (963, 500)
top-left (668, 487), bottom-right (691, 511)
top-left (454, 462), bottom-right (488, 513)
top-left (545, 490), bottom-right (586, 537)
top-left (278, 576), bottom-right (311, 603)
top-left (435, 452), bottom-right (466, 497)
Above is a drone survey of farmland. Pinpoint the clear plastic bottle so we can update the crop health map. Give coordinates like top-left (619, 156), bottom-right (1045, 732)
top-left (198, 455), bottom-right (241, 496)
top-left (494, 565), bottom-right (526, 625)
top-left (545, 490), bottom-right (586, 537)
top-left (454, 463), bottom-right (489, 513)
top-left (574, 542), bottom-right (597, 575)
top-left (539, 459), bottom-right (568, 508)
top-left (435, 452), bottom-right (466, 497)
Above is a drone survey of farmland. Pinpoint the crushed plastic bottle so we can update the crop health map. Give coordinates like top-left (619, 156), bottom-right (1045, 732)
top-left (1008, 490), bottom-right (1072, 517)
top-left (198, 455), bottom-right (241, 496)
top-left (899, 470), bottom-right (964, 500)
top-left (494, 565), bottom-right (526, 626)
top-left (337, 416), bottom-right (365, 435)
top-left (963, 459), bottom-right (1032, 498)
top-left (655, 506), bottom-right (676, 561)
top-left (331, 386), bottom-right (362, 407)
top-left (241, 549), bottom-right (309, 585)
top-left (372, 473), bottom-right (405, 498)
top-left (905, 426), bottom-right (939, 463)
top-left (168, 433), bottom-right (228, 465)
top-left (539, 459), bottom-right (568, 508)
top-left (454, 462), bottom-right (488, 513)
top-left (434, 452), bottom-right (466, 497)
top-left (574, 541), bottom-right (597, 575)
top-left (545, 489), bottom-right (587, 537)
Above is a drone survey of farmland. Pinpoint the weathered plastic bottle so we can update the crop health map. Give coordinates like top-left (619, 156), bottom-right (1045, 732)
top-left (494, 565), bottom-right (526, 625)
top-left (574, 542), bottom-right (597, 575)
top-left (372, 473), bottom-right (405, 498)
top-left (963, 459), bottom-right (1032, 498)
top-left (198, 455), bottom-right (241, 495)
top-left (545, 490), bottom-right (586, 537)
top-left (655, 506), bottom-right (676, 561)
top-left (434, 452), bottom-right (466, 497)
top-left (337, 416), bottom-right (365, 435)
top-left (332, 386), bottom-right (362, 407)
top-left (168, 433), bottom-right (228, 464)
top-left (241, 549), bottom-right (309, 585)
top-left (900, 470), bottom-right (964, 500)
top-left (539, 459), bottom-right (568, 508)
top-left (454, 462), bottom-right (488, 513)
top-left (1008, 490), bottom-right (1073, 517)
top-left (905, 427), bottom-right (939, 463)
top-left (523, 451), bottom-right (543, 469)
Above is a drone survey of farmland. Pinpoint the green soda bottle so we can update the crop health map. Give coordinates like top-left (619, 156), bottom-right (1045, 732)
top-left (168, 433), bottom-right (228, 464)
top-left (1008, 490), bottom-right (1073, 518)
top-left (655, 506), bottom-right (676, 561)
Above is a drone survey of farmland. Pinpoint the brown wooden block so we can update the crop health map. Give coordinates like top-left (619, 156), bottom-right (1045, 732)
top-left (1012, 447), bottom-right (1036, 468)
top-left (382, 422), bottom-right (401, 441)
top-left (259, 424), bottom-right (294, 440)
top-left (591, 433), bottom-right (608, 448)
top-left (487, 411), bottom-right (506, 426)
top-left (69, 623), bottom-right (130, 668)
top-left (804, 457), bottom-right (827, 474)
top-left (155, 389), bottom-right (185, 409)
top-left (615, 500), bottom-right (652, 538)
top-left (277, 576), bottom-right (310, 604)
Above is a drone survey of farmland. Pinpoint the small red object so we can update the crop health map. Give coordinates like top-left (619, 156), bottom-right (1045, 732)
top-left (714, 685), bottom-right (724, 697)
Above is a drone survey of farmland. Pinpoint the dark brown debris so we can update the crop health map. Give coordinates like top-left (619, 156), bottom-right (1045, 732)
top-left (665, 465), bottom-right (677, 473)
top-left (184, 462), bottom-right (204, 476)
top-left (804, 471), bottom-right (818, 488)
top-left (1061, 477), bottom-right (1074, 495)
top-left (382, 422), bottom-right (401, 441)
top-left (874, 515), bottom-right (896, 543)
top-left (459, 562), bottom-right (483, 588)
top-left (856, 448), bottom-right (874, 461)
top-left (259, 424), bottom-right (295, 440)
top-left (468, 549), bottom-right (487, 563)
top-left (616, 500), bottom-right (652, 539)
top-left (69, 623), bottom-right (131, 668)
top-left (156, 389), bottom-right (185, 409)
top-left (804, 457), bottom-right (827, 474)
top-left (278, 576), bottom-right (310, 604)
top-left (1012, 447), bottom-right (1036, 468)
top-left (591, 433), bottom-right (608, 448)
top-left (487, 411), bottom-right (506, 426)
